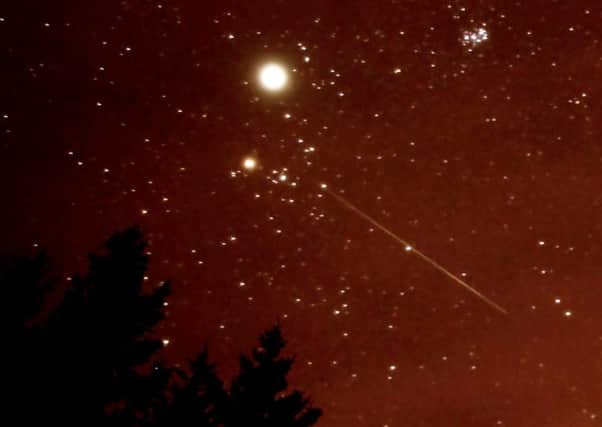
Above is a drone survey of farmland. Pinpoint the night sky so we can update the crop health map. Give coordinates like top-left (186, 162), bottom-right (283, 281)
top-left (1, 1), bottom-right (602, 425)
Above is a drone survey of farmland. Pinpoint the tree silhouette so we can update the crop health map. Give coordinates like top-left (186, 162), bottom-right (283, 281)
top-left (42, 227), bottom-right (171, 425)
top-left (3, 227), bottom-right (322, 427)
top-left (2, 251), bottom-right (54, 424)
top-left (1, 250), bottom-right (53, 333)
top-left (227, 325), bottom-right (322, 427)
top-left (155, 348), bottom-right (228, 427)
top-left (112, 361), bottom-right (173, 427)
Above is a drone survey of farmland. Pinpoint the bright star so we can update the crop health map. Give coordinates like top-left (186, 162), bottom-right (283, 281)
top-left (258, 63), bottom-right (288, 91)
top-left (242, 157), bottom-right (257, 171)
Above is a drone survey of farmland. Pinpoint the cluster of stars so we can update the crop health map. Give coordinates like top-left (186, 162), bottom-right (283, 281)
top-left (461, 26), bottom-right (489, 51)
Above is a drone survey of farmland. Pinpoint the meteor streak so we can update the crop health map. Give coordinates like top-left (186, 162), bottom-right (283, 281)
top-left (324, 187), bottom-right (508, 315)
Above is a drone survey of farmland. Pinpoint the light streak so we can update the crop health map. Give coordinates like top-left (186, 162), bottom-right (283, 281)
top-left (324, 187), bottom-right (508, 315)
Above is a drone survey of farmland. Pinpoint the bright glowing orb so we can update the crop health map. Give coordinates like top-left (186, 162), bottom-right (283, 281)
top-left (242, 157), bottom-right (257, 171)
top-left (258, 63), bottom-right (288, 91)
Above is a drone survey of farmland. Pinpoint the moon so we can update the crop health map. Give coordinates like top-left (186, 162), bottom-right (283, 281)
top-left (258, 63), bottom-right (288, 92)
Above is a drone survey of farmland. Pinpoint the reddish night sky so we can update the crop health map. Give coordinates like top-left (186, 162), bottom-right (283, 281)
top-left (1, 1), bottom-right (602, 425)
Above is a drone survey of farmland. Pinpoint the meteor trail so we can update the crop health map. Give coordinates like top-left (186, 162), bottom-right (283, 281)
top-left (324, 187), bottom-right (508, 315)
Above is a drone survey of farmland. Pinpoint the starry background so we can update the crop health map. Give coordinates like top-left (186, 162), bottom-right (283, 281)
top-left (1, 0), bottom-right (601, 425)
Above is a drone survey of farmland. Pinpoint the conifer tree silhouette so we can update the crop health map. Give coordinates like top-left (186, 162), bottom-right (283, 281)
top-left (1, 250), bottom-right (52, 333)
top-left (43, 227), bottom-right (171, 425)
top-left (227, 325), bottom-right (322, 427)
top-left (3, 228), bottom-right (323, 427)
top-left (112, 361), bottom-right (173, 427)
top-left (155, 348), bottom-right (228, 427)
top-left (2, 251), bottom-right (53, 423)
